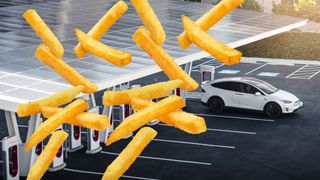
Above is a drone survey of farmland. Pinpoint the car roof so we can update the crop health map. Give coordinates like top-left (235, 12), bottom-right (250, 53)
top-left (212, 77), bottom-right (265, 84)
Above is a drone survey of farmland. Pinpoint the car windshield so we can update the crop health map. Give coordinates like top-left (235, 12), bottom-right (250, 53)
top-left (245, 78), bottom-right (279, 94)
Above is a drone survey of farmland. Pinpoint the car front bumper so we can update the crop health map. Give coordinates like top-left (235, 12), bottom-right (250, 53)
top-left (282, 101), bottom-right (304, 113)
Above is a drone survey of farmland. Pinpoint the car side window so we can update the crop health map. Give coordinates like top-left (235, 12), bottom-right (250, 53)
top-left (212, 82), bottom-right (241, 92)
top-left (241, 83), bottom-right (261, 94)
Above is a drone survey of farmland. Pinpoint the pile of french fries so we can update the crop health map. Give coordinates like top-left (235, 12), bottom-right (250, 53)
top-left (20, 0), bottom-right (243, 179)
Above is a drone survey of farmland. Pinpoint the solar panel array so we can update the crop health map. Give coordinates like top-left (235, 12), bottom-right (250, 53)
top-left (0, 0), bottom-right (306, 110)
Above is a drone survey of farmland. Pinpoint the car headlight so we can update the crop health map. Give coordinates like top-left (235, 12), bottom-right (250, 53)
top-left (280, 100), bottom-right (292, 104)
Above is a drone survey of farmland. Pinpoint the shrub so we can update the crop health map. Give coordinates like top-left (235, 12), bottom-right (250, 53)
top-left (240, 0), bottom-right (262, 12)
top-left (273, 0), bottom-right (320, 22)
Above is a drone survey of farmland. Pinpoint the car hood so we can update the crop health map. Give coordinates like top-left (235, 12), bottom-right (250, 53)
top-left (270, 90), bottom-right (299, 102)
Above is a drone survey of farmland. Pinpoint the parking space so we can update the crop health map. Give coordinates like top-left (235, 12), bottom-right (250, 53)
top-left (1, 57), bottom-right (320, 179)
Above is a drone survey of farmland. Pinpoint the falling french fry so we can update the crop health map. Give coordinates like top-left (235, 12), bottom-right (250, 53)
top-left (17, 86), bottom-right (84, 117)
top-left (27, 130), bottom-right (68, 180)
top-left (23, 9), bottom-right (64, 58)
top-left (177, 0), bottom-right (244, 49)
top-left (74, 0), bottom-right (128, 58)
top-left (103, 80), bottom-right (182, 106)
top-left (182, 15), bottom-right (242, 65)
top-left (131, 98), bottom-right (207, 134)
top-left (106, 95), bottom-right (185, 145)
top-left (41, 106), bottom-right (110, 131)
top-left (75, 29), bottom-right (131, 66)
top-left (102, 127), bottom-right (157, 180)
top-left (26, 99), bottom-right (89, 152)
top-left (133, 26), bottom-right (198, 91)
top-left (131, 0), bottom-right (166, 45)
top-left (35, 44), bottom-right (98, 94)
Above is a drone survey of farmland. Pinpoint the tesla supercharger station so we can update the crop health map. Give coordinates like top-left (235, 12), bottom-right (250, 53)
top-left (119, 82), bottom-right (133, 139)
top-left (200, 65), bottom-right (215, 91)
top-left (101, 87), bottom-right (115, 143)
top-left (67, 124), bottom-right (83, 152)
top-left (48, 125), bottom-right (66, 172)
top-left (2, 136), bottom-right (19, 180)
top-left (86, 106), bottom-right (102, 154)
top-left (147, 79), bottom-right (160, 126)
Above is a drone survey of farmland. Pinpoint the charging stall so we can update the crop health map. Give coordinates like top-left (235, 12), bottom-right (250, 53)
top-left (119, 82), bottom-right (133, 139)
top-left (200, 65), bottom-right (215, 90)
top-left (48, 126), bottom-right (66, 172)
top-left (2, 136), bottom-right (19, 180)
top-left (67, 124), bottom-right (83, 152)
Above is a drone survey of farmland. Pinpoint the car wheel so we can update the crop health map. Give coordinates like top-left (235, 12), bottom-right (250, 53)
top-left (208, 97), bottom-right (225, 113)
top-left (264, 102), bottom-right (282, 118)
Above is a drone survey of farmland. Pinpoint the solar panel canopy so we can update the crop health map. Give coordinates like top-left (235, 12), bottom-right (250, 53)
top-left (0, 0), bottom-right (307, 111)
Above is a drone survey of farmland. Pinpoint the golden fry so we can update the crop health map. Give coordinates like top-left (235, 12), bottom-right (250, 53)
top-left (131, 0), bottom-right (166, 45)
top-left (75, 29), bottom-right (131, 66)
top-left (132, 27), bottom-right (198, 90)
top-left (131, 98), bottom-right (206, 134)
top-left (103, 80), bottom-right (182, 106)
top-left (35, 44), bottom-right (98, 94)
top-left (26, 99), bottom-right (89, 152)
top-left (41, 107), bottom-right (110, 130)
top-left (23, 9), bottom-right (64, 58)
top-left (74, 1), bottom-right (128, 58)
top-left (182, 15), bottom-right (242, 65)
top-left (177, 0), bottom-right (244, 49)
top-left (27, 130), bottom-right (68, 180)
top-left (102, 127), bottom-right (157, 180)
top-left (17, 86), bottom-right (83, 117)
top-left (106, 95), bottom-right (185, 145)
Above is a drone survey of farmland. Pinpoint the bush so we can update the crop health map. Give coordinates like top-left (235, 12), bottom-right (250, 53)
top-left (240, 0), bottom-right (262, 12)
top-left (273, 0), bottom-right (320, 22)
top-left (272, 1), bottom-right (298, 16)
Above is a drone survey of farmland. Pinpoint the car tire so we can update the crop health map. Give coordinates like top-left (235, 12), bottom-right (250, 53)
top-left (264, 102), bottom-right (282, 118)
top-left (208, 96), bottom-right (225, 113)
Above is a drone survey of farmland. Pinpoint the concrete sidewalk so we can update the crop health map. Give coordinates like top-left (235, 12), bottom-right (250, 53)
top-left (298, 21), bottom-right (320, 32)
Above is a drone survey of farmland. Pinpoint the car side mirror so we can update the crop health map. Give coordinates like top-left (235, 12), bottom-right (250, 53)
top-left (255, 92), bottom-right (262, 96)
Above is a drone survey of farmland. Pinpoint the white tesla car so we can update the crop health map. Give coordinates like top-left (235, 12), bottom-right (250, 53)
top-left (201, 77), bottom-right (303, 118)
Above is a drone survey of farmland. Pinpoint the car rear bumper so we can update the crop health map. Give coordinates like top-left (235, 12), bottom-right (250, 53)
top-left (282, 101), bottom-right (304, 113)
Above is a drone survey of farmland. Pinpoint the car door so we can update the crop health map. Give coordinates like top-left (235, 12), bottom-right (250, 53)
top-left (238, 83), bottom-right (267, 110)
top-left (212, 81), bottom-right (241, 107)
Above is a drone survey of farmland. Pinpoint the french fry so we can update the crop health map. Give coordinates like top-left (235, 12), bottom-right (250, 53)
top-left (41, 106), bottom-right (110, 130)
top-left (23, 9), bottom-right (64, 58)
top-left (131, 98), bottom-right (206, 134)
top-left (132, 27), bottom-right (198, 90)
top-left (27, 130), bottom-right (68, 180)
top-left (182, 15), bottom-right (242, 65)
top-left (17, 86), bottom-right (83, 117)
top-left (75, 29), bottom-right (131, 66)
top-left (131, 0), bottom-right (166, 45)
top-left (35, 44), bottom-right (98, 94)
top-left (106, 95), bottom-right (185, 145)
top-left (26, 99), bottom-right (89, 152)
top-left (102, 127), bottom-right (157, 180)
top-left (103, 80), bottom-right (182, 106)
top-left (74, 1), bottom-right (128, 58)
top-left (177, 0), bottom-right (244, 49)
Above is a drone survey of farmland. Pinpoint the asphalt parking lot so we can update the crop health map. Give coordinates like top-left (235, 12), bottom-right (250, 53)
top-left (1, 57), bottom-right (320, 180)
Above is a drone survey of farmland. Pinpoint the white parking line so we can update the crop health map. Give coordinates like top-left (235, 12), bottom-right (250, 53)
top-left (0, 160), bottom-right (3, 163)
top-left (152, 138), bottom-right (235, 149)
top-left (158, 123), bottom-right (256, 135)
top-left (308, 70), bottom-right (320, 79)
top-left (245, 63), bottom-right (267, 75)
top-left (101, 151), bottom-right (212, 166)
top-left (286, 64), bottom-right (309, 78)
top-left (194, 113), bottom-right (275, 122)
top-left (64, 168), bottom-right (160, 180)
top-left (207, 128), bottom-right (256, 135)
top-left (18, 125), bottom-right (28, 128)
